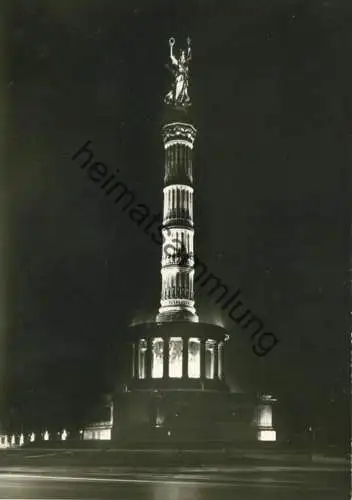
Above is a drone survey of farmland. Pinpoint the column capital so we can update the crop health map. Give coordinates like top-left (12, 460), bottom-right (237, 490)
top-left (162, 122), bottom-right (197, 147)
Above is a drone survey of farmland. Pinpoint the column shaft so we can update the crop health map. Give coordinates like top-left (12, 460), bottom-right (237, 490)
top-left (163, 337), bottom-right (169, 379)
top-left (214, 341), bottom-right (219, 379)
top-left (182, 337), bottom-right (188, 378)
top-left (200, 338), bottom-right (206, 380)
top-left (146, 338), bottom-right (152, 379)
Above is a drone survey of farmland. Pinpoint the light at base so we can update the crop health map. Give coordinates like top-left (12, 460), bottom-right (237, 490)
top-left (83, 428), bottom-right (111, 440)
top-left (0, 435), bottom-right (9, 448)
top-left (257, 429), bottom-right (277, 442)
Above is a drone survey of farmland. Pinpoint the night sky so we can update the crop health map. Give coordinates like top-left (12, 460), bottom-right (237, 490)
top-left (2, 0), bottom-right (349, 436)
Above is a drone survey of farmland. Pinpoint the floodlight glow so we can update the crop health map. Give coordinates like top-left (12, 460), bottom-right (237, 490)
top-left (169, 337), bottom-right (183, 378)
top-left (0, 435), bottom-right (8, 448)
top-left (138, 338), bottom-right (147, 379)
top-left (188, 337), bottom-right (200, 378)
top-left (99, 429), bottom-right (111, 440)
top-left (151, 337), bottom-right (164, 378)
top-left (258, 430), bottom-right (276, 442)
top-left (259, 405), bottom-right (272, 428)
top-left (205, 339), bottom-right (216, 379)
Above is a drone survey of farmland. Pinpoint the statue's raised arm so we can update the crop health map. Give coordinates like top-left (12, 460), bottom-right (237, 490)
top-left (164, 36), bottom-right (192, 109)
top-left (186, 36), bottom-right (192, 62)
top-left (169, 37), bottom-right (178, 66)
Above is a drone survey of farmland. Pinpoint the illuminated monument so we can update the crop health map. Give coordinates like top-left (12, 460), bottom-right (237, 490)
top-left (112, 38), bottom-right (276, 445)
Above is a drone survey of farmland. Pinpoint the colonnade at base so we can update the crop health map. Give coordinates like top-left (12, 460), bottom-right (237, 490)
top-left (131, 336), bottom-right (225, 381)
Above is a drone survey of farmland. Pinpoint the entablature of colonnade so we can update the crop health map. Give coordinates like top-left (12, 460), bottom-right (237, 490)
top-left (128, 322), bottom-right (227, 341)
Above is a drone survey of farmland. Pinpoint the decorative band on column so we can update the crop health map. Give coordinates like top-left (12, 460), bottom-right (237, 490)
top-left (164, 139), bottom-right (194, 149)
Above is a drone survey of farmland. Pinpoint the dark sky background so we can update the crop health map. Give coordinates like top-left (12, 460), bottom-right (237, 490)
top-left (1, 0), bottom-right (349, 435)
